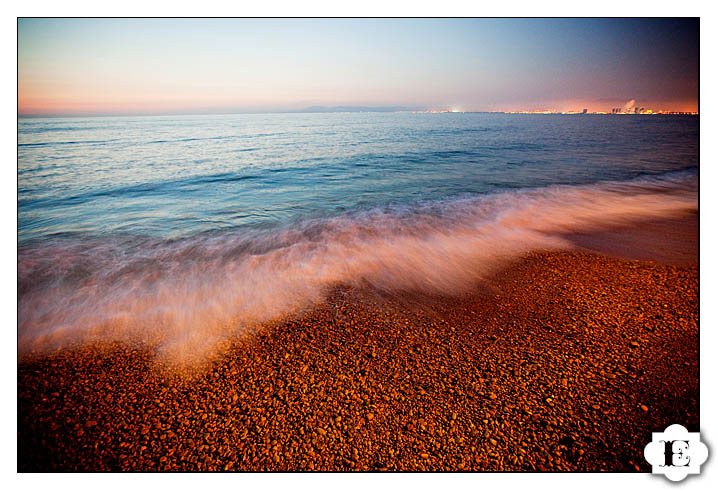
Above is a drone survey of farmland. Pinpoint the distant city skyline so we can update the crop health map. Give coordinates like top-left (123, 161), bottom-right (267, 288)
top-left (18, 18), bottom-right (699, 117)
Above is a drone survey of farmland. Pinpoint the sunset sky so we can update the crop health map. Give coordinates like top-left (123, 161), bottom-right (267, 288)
top-left (18, 18), bottom-right (699, 116)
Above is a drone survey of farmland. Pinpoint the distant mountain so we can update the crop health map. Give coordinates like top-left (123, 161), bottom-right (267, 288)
top-left (293, 105), bottom-right (422, 113)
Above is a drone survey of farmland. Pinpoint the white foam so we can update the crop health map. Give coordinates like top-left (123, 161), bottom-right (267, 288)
top-left (18, 172), bottom-right (697, 365)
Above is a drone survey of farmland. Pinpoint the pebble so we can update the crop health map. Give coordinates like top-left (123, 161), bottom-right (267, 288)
top-left (16, 251), bottom-right (698, 473)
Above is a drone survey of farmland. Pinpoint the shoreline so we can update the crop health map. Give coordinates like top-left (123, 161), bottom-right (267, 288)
top-left (18, 245), bottom-right (698, 471)
top-left (562, 211), bottom-right (698, 266)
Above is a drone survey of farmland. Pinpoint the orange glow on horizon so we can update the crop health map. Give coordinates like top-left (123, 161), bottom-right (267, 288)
top-left (17, 95), bottom-right (700, 117)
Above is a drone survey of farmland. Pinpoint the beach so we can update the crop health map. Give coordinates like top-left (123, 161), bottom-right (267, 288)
top-left (18, 218), bottom-right (698, 471)
top-left (16, 17), bottom-right (701, 476)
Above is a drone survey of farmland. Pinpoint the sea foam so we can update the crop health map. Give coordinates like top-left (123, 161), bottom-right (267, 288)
top-left (18, 171), bottom-right (697, 366)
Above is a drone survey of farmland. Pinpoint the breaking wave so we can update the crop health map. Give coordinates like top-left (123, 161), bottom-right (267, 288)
top-left (18, 170), bottom-right (697, 365)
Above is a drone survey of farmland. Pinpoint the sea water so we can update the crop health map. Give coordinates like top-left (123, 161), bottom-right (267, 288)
top-left (18, 112), bottom-right (698, 362)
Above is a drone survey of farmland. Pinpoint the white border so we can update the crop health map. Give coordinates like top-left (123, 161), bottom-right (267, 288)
top-left (5, 4), bottom-right (715, 491)
top-left (7, 1), bottom-right (708, 18)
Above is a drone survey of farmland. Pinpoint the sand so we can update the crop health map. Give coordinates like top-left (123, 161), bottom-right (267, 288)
top-left (17, 231), bottom-right (699, 472)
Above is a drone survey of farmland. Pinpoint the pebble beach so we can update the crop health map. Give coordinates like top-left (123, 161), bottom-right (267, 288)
top-left (18, 247), bottom-right (698, 472)
top-left (17, 19), bottom-right (700, 475)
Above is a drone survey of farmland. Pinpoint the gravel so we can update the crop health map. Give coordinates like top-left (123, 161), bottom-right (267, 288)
top-left (18, 251), bottom-right (698, 472)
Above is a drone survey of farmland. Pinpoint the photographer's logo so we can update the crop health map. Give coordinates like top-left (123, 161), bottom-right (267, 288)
top-left (644, 424), bottom-right (708, 482)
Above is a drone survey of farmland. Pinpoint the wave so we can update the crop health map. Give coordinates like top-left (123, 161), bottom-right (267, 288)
top-left (18, 172), bottom-right (264, 211)
top-left (18, 139), bottom-right (120, 148)
top-left (17, 171), bottom-right (697, 366)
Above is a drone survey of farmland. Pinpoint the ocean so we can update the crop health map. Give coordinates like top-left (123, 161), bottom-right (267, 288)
top-left (18, 112), bottom-right (698, 363)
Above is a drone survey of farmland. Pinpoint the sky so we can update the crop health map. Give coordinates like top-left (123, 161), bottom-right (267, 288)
top-left (17, 18), bottom-right (699, 116)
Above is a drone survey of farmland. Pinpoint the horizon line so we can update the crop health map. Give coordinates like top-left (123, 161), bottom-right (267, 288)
top-left (17, 110), bottom-right (700, 119)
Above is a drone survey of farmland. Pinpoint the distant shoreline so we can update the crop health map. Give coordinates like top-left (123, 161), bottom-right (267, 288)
top-left (17, 111), bottom-right (699, 119)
